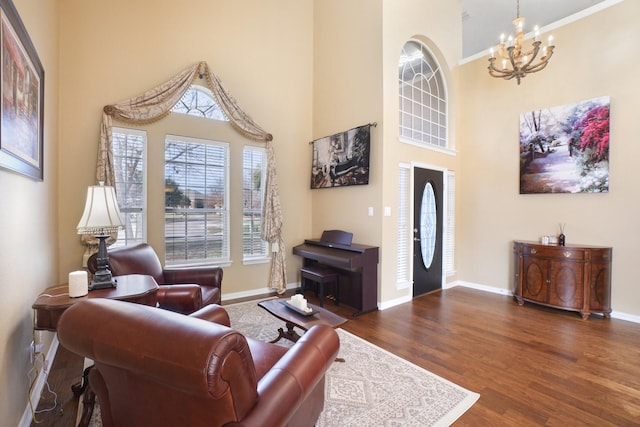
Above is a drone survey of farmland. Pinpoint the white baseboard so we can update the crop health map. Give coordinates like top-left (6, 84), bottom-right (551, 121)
top-left (221, 281), bottom-right (299, 303)
top-left (451, 280), bottom-right (640, 324)
top-left (19, 335), bottom-right (59, 427)
top-left (378, 294), bottom-right (412, 311)
top-left (451, 280), bottom-right (513, 296)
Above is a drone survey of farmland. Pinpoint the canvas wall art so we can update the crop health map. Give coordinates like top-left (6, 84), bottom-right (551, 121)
top-left (0, 0), bottom-right (44, 180)
top-left (519, 96), bottom-right (610, 194)
top-left (310, 123), bottom-right (371, 189)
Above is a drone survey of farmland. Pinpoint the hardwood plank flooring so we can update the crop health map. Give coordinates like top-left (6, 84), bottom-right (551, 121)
top-left (32, 287), bottom-right (640, 426)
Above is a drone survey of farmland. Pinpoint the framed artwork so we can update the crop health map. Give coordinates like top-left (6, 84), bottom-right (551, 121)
top-left (0, 0), bottom-right (44, 180)
top-left (310, 123), bottom-right (371, 189)
top-left (519, 96), bottom-right (610, 194)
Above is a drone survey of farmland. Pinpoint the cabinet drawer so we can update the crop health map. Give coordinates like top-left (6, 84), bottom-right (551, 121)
top-left (521, 244), bottom-right (584, 260)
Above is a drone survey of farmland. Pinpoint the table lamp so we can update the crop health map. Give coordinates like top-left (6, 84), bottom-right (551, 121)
top-left (77, 182), bottom-right (124, 290)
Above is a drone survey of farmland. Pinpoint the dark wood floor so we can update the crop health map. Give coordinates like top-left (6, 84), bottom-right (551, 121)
top-left (33, 286), bottom-right (640, 426)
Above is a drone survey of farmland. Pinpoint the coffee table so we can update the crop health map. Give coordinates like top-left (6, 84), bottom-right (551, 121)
top-left (258, 298), bottom-right (347, 344)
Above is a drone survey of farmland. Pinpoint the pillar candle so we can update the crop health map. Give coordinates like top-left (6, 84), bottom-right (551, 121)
top-left (69, 270), bottom-right (88, 298)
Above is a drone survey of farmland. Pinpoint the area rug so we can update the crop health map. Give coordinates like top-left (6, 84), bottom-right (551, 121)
top-left (225, 299), bottom-right (479, 426)
top-left (88, 299), bottom-right (479, 426)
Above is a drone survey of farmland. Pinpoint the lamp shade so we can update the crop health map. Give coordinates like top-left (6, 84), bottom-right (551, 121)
top-left (77, 182), bottom-right (125, 234)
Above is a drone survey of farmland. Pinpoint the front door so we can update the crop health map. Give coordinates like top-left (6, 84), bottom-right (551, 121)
top-left (413, 167), bottom-right (443, 297)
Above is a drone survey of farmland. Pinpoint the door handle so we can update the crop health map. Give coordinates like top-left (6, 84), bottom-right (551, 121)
top-left (413, 237), bottom-right (420, 242)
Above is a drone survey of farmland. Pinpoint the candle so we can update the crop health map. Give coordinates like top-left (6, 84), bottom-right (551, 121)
top-left (69, 270), bottom-right (88, 298)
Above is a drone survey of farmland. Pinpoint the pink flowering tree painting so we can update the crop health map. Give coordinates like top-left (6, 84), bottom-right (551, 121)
top-left (520, 96), bottom-right (610, 194)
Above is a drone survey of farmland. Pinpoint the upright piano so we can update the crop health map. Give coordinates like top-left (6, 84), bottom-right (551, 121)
top-left (293, 230), bottom-right (379, 316)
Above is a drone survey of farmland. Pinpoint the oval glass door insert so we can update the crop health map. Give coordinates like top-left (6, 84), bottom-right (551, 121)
top-left (420, 182), bottom-right (437, 269)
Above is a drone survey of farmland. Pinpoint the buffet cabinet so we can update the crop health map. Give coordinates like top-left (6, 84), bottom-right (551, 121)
top-left (513, 241), bottom-right (612, 319)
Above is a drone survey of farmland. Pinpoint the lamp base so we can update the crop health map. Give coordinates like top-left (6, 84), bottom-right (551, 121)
top-left (89, 276), bottom-right (117, 290)
top-left (89, 233), bottom-right (117, 290)
top-left (89, 268), bottom-right (117, 290)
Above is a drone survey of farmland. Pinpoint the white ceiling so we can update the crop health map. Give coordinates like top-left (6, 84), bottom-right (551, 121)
top-left (461, 0), bottom-right (608, 58)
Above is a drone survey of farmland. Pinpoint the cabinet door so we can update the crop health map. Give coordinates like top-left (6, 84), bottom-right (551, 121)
top-left (522, 256), bottom-right (547, 303)
top-left (548, 259), bottom-right (584, 309)
top-left (590, 262), bottom-right (611, 312)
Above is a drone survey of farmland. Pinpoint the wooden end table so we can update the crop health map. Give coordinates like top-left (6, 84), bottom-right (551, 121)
top-left (258, 298), bottom-right (347, 344)
top-left (32, 274), bottom-right (159, 427)
top-left (33, 274), bottom-right (159, 331)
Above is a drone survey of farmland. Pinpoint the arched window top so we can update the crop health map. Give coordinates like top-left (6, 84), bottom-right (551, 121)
top-left (399, 40), bottom-right (448, 149)
top-left (172, 85), bottom-right (228, 121)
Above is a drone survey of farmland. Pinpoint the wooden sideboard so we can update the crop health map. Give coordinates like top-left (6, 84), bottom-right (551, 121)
top-left (513, 241), bottom-right (612, 319)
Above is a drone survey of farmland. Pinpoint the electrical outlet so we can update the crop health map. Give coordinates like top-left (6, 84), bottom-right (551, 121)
top-left (29, 340), bottom-right (44, 364)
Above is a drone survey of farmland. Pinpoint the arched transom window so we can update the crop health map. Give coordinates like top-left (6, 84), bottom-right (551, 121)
top-left (399, 41), bottom-right (448, 149)
top-left (172, 85), bottom-right (228, 121)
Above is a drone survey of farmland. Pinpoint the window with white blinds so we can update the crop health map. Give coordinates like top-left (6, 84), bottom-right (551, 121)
top-left (111, 127), bottom-right (146, 248)
top-left (242, 146), bottom-right (268, 262)
top-left (397, 163), bottom-right (411, 286)
top-left (164, 135), bottom-right (229, 266)
top-left (445, 171), bottom-right (455, 276)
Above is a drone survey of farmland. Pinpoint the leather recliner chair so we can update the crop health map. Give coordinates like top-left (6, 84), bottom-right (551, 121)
top-left (89, 243), bottom-right (223, 314)
top-left (57, 298), bottom-right (340, 427)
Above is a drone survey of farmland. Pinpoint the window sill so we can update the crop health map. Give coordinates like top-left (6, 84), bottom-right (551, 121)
top-left (166, 260), bottom-right (232, 269)
top-left (399, 137), bottom-right (458, 156)
top-left (242, 256), bottom-right (271, 266)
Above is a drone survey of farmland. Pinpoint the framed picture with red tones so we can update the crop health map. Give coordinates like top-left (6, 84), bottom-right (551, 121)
top-left (0, 0), bottom-right (44, 180)
top-left (520, 96), bottom-right (610, 194)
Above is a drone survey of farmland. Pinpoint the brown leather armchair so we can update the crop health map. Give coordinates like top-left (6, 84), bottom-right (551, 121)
top-left (89, 243), bottom-right (222, 314)
top-left (57, 299), bottom-right (340, 427)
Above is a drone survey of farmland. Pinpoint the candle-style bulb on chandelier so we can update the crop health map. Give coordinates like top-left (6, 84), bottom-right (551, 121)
top-left (487, 0), bottom-right (555, 85)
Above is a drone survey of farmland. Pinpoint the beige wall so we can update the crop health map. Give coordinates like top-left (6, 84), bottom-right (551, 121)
top-left (0, 0), bottom-right (59, 424)
top-left (379, 0), bottom-right (462, 303)
top-left (57, 0), bottom-right (314, 294)
top-left (310, 0), bottom-right (383, 269)
top-left (456, 1), bottom-right (639, 316)
top-left (4, 0), bottom-right (640, 423)
top-left (311, 0), bottom-right (462, 305)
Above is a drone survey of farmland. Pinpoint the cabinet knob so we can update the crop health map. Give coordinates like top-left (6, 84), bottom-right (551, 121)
top-left (530, 248), bottom-right (537, 254)
top-left (564, 251), bottom-right (571, 258)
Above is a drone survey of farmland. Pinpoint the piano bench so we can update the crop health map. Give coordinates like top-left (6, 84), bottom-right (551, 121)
top-left (300, 265), bottom-right (339, 308)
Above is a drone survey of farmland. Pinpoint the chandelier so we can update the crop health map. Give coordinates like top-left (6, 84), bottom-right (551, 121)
top-left (487, 0), bottom-right (555, 85)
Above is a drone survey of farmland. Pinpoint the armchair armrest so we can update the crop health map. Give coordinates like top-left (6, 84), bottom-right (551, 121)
top-left (156, 284), bottom-right (203, 314)
top-left (163, 266), bottom-right (223, 305)
top-left (230, 324), bottom-right (340, 427)
top-left (189, 304), bottom-right (231, 327)
top-left (163, 266), bottom-right (222, 288)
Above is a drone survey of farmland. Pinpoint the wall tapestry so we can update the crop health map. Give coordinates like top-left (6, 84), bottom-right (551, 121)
top-left (519, 96), bottom-right (610, 194)
top-left (0, 0), bottom-right (44, 180)
top-left (310, 123), bottom-right (372, 189)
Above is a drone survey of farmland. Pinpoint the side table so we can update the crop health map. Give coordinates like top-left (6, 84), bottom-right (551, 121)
top-left (33, 274), bottom-right (159, 331)
top-left (32, 274), bottom-right (159, 426)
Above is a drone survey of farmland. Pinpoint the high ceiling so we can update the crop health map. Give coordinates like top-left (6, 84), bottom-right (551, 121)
top-left (462, 0), bottom-right (608, 58)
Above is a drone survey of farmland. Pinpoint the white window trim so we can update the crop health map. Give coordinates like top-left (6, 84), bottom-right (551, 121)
top-left (111, 126), bottom-right (147, 248)
top-left (242, 145), bottom-right (269, 264)
top-left (399, 40), bottom-right (453, 151)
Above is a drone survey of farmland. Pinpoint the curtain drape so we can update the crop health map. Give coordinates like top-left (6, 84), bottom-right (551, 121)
top-left (92, 61), bottom-right (287, 293)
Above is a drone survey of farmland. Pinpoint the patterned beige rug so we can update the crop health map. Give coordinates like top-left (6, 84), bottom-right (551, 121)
top-left (88, 299), bottom-right (479, 426)
top-left (225, 299), bottom-right (479, 426)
